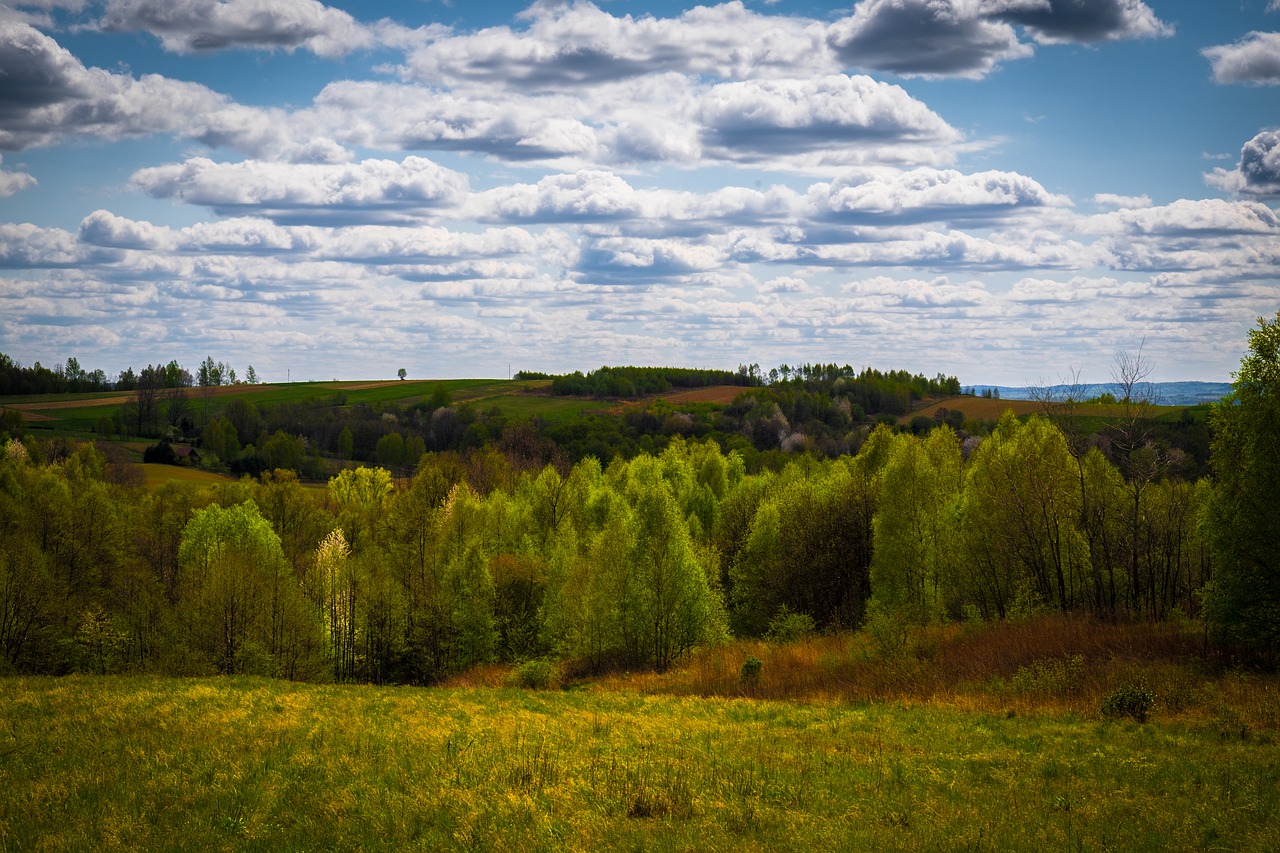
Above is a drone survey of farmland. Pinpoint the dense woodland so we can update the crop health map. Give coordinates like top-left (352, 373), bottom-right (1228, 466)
top-left (1, 315), bottom-right (1276, 682)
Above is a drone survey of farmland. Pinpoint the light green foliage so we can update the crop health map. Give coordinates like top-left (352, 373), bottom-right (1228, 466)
top-left (314, 528), bottom-right (360, 681)
top-left (1078, 446), bottom-right (1127, 614)
top-left (510, 657), bottom-right (559, 688)
top-left (523, 463), bottom-right (570, 551)
top-left (1202, 312), bottom-right (1280, 650)
top-left (628, 467), bottom-right (725, 670)
top-left (178, 500), bottom-right (323, 676)
top-left (869, 426), bottom-right (962, 624)
top-left (730, 500), bottom-right (782, 635)
top-left (384, 479), bottom-right (500, 683)
top-left (328, 466), bottom-right (393, 548)
top-left (541, 453), bottom-right (726, 671)
top-left (766, 605), bottom-right (816, 642)
top-left (955, 413), bottom-right (1089, 618)
top-left (254, 469), bottom-right (334, 578)
top-left (200, 417), bottom-right (240, 462)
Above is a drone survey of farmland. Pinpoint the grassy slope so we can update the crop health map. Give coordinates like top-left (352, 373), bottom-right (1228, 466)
top-left (2, 379), bottom-right (595, 435)
top-left (2, 675), bottom-right (1277, 852)
top-left (3, 616), bottom-right (1279, 851)
top-left (138, 463), bottom-right (239, 489)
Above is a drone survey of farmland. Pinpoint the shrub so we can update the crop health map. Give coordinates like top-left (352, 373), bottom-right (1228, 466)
top-left (740, 657), bottom-right (763, 683)
top-left (767, 607), bottom-right (816, 642)
top-left (865, 610), bottom-right (908, 660)
top-left (512, 659), bottom-right (559, 690)
top-left (1101, 678), bottom-right (1155, 722)
top-left (1009, 654), bottom-right (1085, 698)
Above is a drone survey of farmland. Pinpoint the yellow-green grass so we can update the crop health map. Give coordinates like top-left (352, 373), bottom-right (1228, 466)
top-left (2, 674), bottom-right (1276, 852)
top-left (474, 394), bottom-right (612, 421)
top-left (139, 463), bottom-right (238, 488)
top-left (1, 379), bottom-right (581, 435)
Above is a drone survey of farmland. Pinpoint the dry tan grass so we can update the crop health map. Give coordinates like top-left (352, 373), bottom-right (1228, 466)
top-left (581, 613), bottom-right (1279, 728)
top-left (912, 396), bottom-right (1042, 420)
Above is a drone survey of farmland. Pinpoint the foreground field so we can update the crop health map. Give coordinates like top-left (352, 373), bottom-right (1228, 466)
top-left (2, 671), bottom-right (1277, 852)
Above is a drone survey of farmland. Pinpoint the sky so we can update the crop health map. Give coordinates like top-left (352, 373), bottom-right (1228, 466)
top-left (1, 0), bottom-right (1278, 386)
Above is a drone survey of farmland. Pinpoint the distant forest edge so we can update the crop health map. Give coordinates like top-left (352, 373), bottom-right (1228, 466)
top-left (1, 351), bottom-right (1215, 477)
top-left (3, 351), bottom-right (1224, 405)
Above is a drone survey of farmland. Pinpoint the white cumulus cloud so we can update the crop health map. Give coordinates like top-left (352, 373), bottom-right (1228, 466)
top-left (131, 156), bottom-right (470, 223)
top-left (1203, 31), bottom-right (1280, 85)
top-left (97, 0), bottom-right (416, 58)
top-left (1205, 130), bottom-right (1280, 198)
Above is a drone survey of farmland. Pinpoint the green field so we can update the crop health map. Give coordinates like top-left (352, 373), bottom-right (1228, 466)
top-left (1, 666), bottom-right (1277, 852)
top-left (138, 463), bottom-right (239, 488)
top-left (0, 378), bottom-right (612, 439)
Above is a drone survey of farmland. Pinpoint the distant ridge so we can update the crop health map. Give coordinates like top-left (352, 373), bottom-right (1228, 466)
top-left (969, 381), bottom-right (1232, 407)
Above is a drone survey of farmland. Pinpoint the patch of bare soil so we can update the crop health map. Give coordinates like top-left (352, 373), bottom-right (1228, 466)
top-left (659, 386), bottom-right (746, 406)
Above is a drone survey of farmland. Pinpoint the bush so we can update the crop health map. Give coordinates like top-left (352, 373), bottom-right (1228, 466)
top-left (865, 610), bottom-right (908, 660)
top-left (740, 657), bottom-right (763, 683)
top-left (511, 659), bottom-right (559, 690)
top-left (767, 607), bottom-right (816, 642)
top-left (1009, 654), bottom-right (1085, 698)
top-left (143, 440), bottom-right (177, 464)
top-left (1101, 678), bottom-right (1155, 722)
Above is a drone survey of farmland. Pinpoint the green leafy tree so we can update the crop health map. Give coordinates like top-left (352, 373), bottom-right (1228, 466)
top-left (1202, 313), bottom-right (1280, 651)
top-left (260, 430), bottom-right (305, 473)
top-left (0, 537), bottom-right (63, 673)
top-left (955, 413), bottom-right (1089, 618)
top-left (201, 417), bottom-right (240, 462)
top-left (315, 527), bottom-right (362, 681)
top-left (329, 466), bottom-right (394, 549)
top-left (177, 500), bottom-right (323, 676)
top-left (730, 456), bottom-right (875, 634)
top-left (626, 467), bottom-right (726, 670)
top-left (376, 432), bottom-right (406, 469)
top-left (336, 427), bottom-right (354, 460)
top-left (868, 426), bottom-right (962, 624)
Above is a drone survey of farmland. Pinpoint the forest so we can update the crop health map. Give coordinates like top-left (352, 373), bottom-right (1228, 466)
top-left (0, 314), bottom-right (1277, 683)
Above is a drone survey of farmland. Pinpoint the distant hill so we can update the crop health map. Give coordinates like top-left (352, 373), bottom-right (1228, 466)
top-left (969, 382), bottom-right (1232, 407)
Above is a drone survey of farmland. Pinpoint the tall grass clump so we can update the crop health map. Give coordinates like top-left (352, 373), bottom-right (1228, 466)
top-left (1101, 678), bottom-right (1156, 722)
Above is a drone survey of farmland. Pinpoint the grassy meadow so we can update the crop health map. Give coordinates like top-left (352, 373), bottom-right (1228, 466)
top-left (2, 378), bottom-right (558, 436)
top-left (3, 617), bottom-right (1278, 852)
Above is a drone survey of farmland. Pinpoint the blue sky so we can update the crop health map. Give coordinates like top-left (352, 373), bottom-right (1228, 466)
top-left (2, 0), bottom-right (1278, 385)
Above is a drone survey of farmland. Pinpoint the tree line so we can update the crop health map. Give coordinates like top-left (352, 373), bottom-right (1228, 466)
top-left (3, 316), bottom-right (1275, 679)
top-left (126, 362), bottom-right (1014, 476)
top-left (0, 352), bottom-right (257, 398)
top-left (0, 413), bottom-right (1218, 683)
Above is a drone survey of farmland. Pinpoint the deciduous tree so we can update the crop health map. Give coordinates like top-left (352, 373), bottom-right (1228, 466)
top-left (1202, 313), bottom-right (1280, 652)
